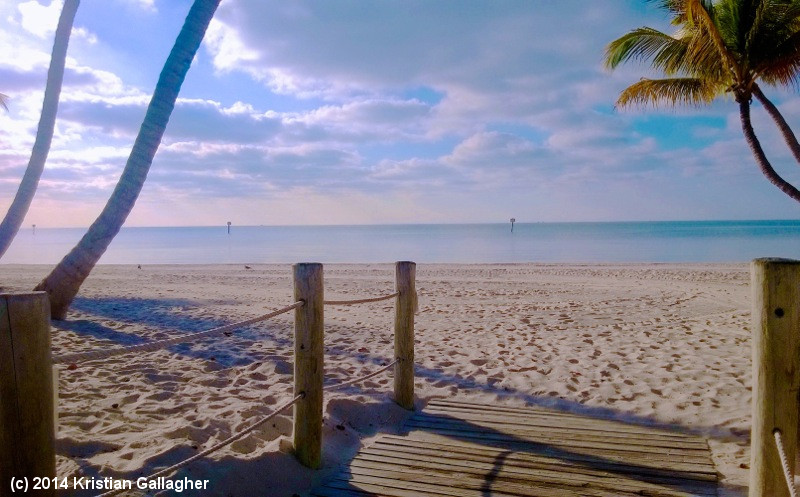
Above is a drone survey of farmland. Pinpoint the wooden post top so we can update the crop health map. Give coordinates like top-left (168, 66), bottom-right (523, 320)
top-left (0, 291), bottom-right (48, 297)
top-left (751, 258), bottom-right (800, 265)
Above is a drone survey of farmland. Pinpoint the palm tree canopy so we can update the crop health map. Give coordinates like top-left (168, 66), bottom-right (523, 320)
top-left (605, 0), bottom-right (800, 107)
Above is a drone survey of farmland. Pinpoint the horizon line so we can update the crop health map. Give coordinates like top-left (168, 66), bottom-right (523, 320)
top-left (21, 218), bottom-right (800, 230)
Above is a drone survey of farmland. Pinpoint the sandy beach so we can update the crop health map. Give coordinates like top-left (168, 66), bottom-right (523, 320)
top-left (1, 263), bottom-right (755, 496)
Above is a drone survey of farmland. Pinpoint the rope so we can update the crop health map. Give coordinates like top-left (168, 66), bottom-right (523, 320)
top-left (774, 429), bottom-right (799, 497)
top-left (323, 358), bottom-right (399, 391)
top-left (95, 393), bottom-right (304, 497)
top-left (324, 292), bottom-right (399, 306)
top-left (54, 301), bottom-right (304, 365)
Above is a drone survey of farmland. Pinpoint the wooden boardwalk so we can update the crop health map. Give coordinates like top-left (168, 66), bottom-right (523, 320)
top-left (312, 399), bottom-right (718, 497)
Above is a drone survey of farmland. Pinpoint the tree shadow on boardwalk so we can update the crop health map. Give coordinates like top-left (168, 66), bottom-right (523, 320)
top-left (317, 409), bottom-right (719, 497)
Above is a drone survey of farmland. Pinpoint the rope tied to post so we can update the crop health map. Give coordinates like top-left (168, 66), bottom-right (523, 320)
top-left (774, 429), bottom-right (799, 497)
top-left (54, 301), bottom-right (304, 365)
top-left (95, 393), bottom-right (304, 497)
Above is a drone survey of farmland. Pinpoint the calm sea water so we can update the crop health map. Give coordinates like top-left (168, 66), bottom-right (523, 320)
top-left (2, 221), bottom-right (799, 264)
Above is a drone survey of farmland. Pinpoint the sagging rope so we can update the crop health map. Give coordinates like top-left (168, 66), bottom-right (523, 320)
top-left (324, 292), bottom-right (399, 306)
top-left (96, 393), bottom-right (304, 497)
top-left (774, 429), bottom-right (799, 497)
top-left (54, 301), bottom-right (304, 365)
top-left (93, 358), bottom-right (397, 496)
top-left (324, 358), bottom-right (399, 391)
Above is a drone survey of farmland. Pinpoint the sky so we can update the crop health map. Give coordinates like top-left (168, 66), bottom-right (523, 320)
top-left (1, 0), bottom-right (799, 228)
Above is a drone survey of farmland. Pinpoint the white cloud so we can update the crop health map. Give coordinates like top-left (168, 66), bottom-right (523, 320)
top-left (127, 0), bottom-right (156, 13)
top-left (17, 0), bottom-right (61, 38)
top-left (204, 19), bottom-right (259, 72)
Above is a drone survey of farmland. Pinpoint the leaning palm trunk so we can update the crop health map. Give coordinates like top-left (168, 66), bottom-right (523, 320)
top-left (738, 98), bottom-right (800, 203)
top-left (0, 0), bottom-right (79, 259)
top-left (35, 0), bottom-right (221, 319)
top-left (752, 85), bottom-right (800, 168)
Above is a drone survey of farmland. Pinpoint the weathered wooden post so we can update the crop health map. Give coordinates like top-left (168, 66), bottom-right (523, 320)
top-left (292, 263), bottom-right (324, 469)
top-left (394, 261), bottom-right (416, 410)
top-left (0, 292), bottom-right (55, 497)
top-left (750, 258), bottom-right (800, 497)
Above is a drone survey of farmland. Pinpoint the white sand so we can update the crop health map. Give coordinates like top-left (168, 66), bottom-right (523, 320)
top-left (2, 263), bottom-right (757, 496)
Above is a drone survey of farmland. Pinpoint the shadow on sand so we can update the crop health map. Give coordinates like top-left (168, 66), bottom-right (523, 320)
top-left (56, 295), bottom-right (744, 496)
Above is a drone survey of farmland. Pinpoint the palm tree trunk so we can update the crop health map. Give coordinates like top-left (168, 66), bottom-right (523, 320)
top-left (738, 98), bottom-right (800, 203)
top-left (0, 0), bottom-right (79, 259)
top-left (34, 0), bottom-right (220, 319)
top-left (752, 84), bottom-right (800, 167)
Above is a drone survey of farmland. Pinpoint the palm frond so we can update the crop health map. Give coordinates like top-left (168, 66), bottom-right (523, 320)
top-left (616, 77), bottom-right (720, 108)
top-left (647, 0), bottom-right (690, 24)
top-left (684, 0), bottom-right (739, 74)
top-left (605, 27), bottom-right (687, 72)
top-left (680, 25), bottom-right (732, 82)
top-left (0, 93), bottom-right (8, 112)
top-left (745, 0), bottom-right (769, 54)
top-left (756, 30), bottom-right (800, 87)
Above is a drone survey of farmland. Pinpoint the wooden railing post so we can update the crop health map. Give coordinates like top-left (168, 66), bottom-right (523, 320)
top-left (750, 258), bottom-right (800, 497)
top-left (292, 263), bottom-right (324, 469)
top-left (394, 261), bottom-right (416, 410)
top-left (0, 292), bottom-right (55, 497)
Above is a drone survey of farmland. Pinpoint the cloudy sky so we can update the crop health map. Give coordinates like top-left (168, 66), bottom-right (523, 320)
top-left (1, 0), bottom-right (799, 228)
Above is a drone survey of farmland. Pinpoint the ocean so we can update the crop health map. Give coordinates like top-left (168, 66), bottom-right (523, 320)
top-left (2, 220), bottom-right (799, 265)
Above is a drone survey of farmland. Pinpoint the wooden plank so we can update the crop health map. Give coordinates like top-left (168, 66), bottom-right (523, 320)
top-left (408, 413), bottom-right (709, 450)
top-left (402, 422), bottom-right (711, 461)
top-left (344, 466), bottom-right (637, 497)
top-left (312, 485), bottom-right (387, 497)
top-left (327, 474), bottom-right (520, 497)
top-left (351, 454), bottom-right (714, 497)
top-left (424, 402), bottom-right (705, 443)
top-left (364, 441), bottom-right (714, 484)
top-left (403, 421), bottom-right (713, 463)
top-left (374, 436), bottom-right (717, 481)
top-left (358, 445), bottom-right (717, 495)
top-left (427, 399), bottom-right (694, 436)
top-left (313, 400), bottom-right (719, 496)
top-left (426, 401), bottom-right (701, 441)
top-left (385, 433), bottom-right (717, 476)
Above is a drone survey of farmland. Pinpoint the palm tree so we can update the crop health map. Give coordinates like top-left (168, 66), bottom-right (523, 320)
top-left (0, 93), bottom-right (9, 111)
top-left (605, 0), bottom-right (800, 203)
top-left (35, 0), bottom-right (221, 319)
top-left (0, 0), bottom-right (80, 259)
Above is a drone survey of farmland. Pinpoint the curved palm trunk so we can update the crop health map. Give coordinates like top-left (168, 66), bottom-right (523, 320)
top-left (35, 0), bottom-right (221, 319)
top-left (752, 85), bottom-right (800, 168)
top-left (738, 98), bottom-right (800, 203)
top-left (0, 0), bottom-right (79, 259)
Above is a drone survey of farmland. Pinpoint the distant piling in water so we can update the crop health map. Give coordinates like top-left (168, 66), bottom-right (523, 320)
top-left (227, 221), bottom-right (231, 234)
top-left (32, 224), bottom-right (36, 235)
top-left (510, 218), bottom-right (515, 233)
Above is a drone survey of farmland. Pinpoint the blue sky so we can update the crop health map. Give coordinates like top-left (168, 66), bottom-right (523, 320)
top-left (1, 0), bottom-right (799, 227)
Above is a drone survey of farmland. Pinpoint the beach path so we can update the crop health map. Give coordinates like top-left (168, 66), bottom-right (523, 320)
top-left (312, 398), bottom-right (718, 497)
